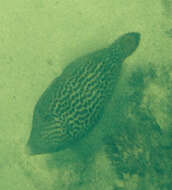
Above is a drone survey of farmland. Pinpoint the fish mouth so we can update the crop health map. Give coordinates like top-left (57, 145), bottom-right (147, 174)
top-left (109, 32), bottom-right (141, 61)
top-left (125, 32), bottom-right (141, 51)
top-left (120, 32), bottom-right (141, 57)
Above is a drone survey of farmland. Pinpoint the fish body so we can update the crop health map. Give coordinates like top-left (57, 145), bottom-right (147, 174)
top-left (27, 32), bottom-right (141, 155)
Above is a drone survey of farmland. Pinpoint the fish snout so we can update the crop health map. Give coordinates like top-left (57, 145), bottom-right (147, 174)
top-left (109, 32), bottom-right (141, 61)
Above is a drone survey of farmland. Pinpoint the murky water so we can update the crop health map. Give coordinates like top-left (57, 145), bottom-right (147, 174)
top-left (0, 1), bottom-right (171, 190)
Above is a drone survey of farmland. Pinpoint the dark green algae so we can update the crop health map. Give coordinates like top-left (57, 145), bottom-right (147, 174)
top-left (104, 64), bottom-right (172, 189)
top-left (26, 32), bottom-right (141, 155)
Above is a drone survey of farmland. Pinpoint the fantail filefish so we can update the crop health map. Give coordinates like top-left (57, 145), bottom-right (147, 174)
top-left (26, 32), bottom-right (141, 155)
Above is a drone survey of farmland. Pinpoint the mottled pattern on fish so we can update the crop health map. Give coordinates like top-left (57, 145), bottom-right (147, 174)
top-left (44, 62), bottom-right (113, 140)
top-left (27, 32), bottom-right (141, 155)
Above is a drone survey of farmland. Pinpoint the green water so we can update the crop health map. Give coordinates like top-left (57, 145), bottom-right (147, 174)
top-left (0, 0), bottom-right (171, 190)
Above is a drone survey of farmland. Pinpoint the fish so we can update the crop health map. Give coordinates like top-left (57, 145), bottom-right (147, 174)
top-left (26, 32), bottom-right (141, 155)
